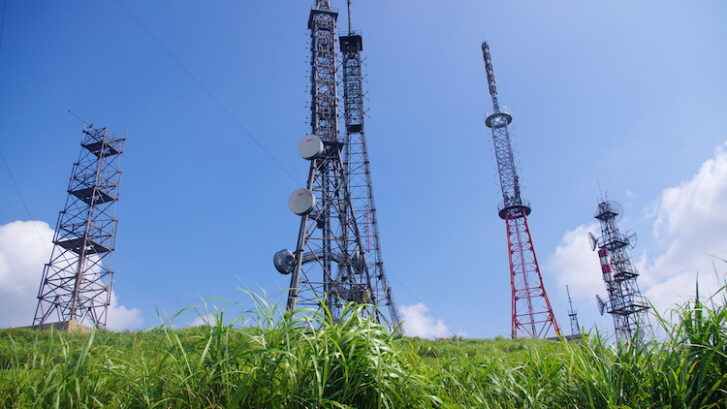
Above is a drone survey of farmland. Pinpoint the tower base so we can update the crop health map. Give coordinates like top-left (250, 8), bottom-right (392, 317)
top-left (26, 321), bottom-right (94, 333)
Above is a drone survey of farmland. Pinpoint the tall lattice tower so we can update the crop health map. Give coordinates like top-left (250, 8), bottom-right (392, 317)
top-left (33, 124), bottom-right (125, 329)
top-left (339, 0), bottom-right (400, 325)
top-left (481, 42), bottom-right (561, 338)
top-left (590, 200), bottom-right (651, 342)
top-left (274, 0), bottom-right (398, 326)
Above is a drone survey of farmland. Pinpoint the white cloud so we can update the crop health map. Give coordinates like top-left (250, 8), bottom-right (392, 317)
top-left (107, 292), bottom-right (143, 331)
top-left (399, 303), bottom-right (451, 339)
top-left (188, 313), bottom-right (218, 327)
top-left (0, 220), bottom-right (53, 328)
top-left (0, 220), bottom-right (142, 330)
top-left (547, 223), bottom-right (602, 302)
top-left (644, 143), bottom-right (727, 311)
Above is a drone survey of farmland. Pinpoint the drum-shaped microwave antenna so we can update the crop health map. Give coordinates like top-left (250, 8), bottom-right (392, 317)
top-left (297, 135), bottom-right (324, 160)
top-left (273, 249), bottom-right (295, 275)
top-left (288, 188), bottom-right (316, 215)
top-left (607, 201), bottom-right (623, 222)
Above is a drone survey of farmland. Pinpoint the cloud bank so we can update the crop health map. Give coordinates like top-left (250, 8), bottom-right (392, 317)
top-left (0, 220), bottom-right (142, 330)
top-left (548, 222), bottom-right (602, 302)
top-left (645, 143), bottom-right (727, 308)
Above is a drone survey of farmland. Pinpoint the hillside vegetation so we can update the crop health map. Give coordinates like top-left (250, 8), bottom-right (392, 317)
top-left (0, 295), bottom-right (724, 409)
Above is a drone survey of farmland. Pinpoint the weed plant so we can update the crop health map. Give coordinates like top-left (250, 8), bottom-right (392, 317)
top-left (0, 291), bottom-right (724, 408)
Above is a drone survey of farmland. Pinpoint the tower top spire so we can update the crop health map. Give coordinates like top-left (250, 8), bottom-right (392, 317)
top-left (567, 285), bottom-right (576, 314)
top-left (481, 42), bottom-right (500, 111)
top-left (346, 0), bottom-right (353, 34)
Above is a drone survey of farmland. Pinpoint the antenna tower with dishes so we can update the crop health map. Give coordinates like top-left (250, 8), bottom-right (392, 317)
top-left (33, 124), bottom-right (125, 329)
top-left (590, 200), bottom-right (651, 342)
top-left (481, 42), bottom-right (561, 338)
top-left (274, 0), bottom-right (399, 326)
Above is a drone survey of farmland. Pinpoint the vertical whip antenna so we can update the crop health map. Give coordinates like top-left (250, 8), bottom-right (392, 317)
top-left (481, 42), bottom-right (500, 111)
top-left (347, 0), bottom-right (353, 34)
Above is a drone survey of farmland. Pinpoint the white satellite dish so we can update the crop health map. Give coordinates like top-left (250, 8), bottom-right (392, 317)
top-left (588, 232), bottom-right (598, 251)
top-left (596, 294), bottom-right (607, 316)
top-left (288, 188), bottom-right (316, 215)
top-left (297, 134), bottom-right (324, 160)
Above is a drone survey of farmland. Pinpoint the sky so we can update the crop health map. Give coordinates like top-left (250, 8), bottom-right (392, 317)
top-left (1, 0), bottom-right (726, 338)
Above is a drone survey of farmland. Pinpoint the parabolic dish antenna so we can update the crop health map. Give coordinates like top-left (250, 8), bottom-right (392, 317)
top-left (273, 249), bottom-right (295, 275)
top-left (297, 134), bottom-right (324, 160)
top-left (588, 232), bottom-right (598, 251)
top-left (288, 188), bottom-right (316, 215)
top-left (596, 294), bottom-right (607, 316)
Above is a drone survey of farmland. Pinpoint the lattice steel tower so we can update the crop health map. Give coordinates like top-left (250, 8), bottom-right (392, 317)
top-left (590, 200), bottom-right (651, 342)
top-left (33, 124), bottom-right (125, 328)
top-left (481, 42), bottom-right (561, 338)
top-left (566, 285), bottom-right (581, 337)
top-left (275, 0), bottom-right (399, 326)
top-left (339, 0), bottom-right (400, 325)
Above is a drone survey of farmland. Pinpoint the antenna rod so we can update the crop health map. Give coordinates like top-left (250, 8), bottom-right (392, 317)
top-left (347, 0), bottom-right (353, 34)
top-left (67, 109), bottom-right (91, 127)
top-left (481, 42), bottom-right (500, 112)
top-left (566, 285), bottom-right (574, 311)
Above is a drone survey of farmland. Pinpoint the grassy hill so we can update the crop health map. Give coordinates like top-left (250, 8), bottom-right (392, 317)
top-left (0, 296), bottom-right (724, 409)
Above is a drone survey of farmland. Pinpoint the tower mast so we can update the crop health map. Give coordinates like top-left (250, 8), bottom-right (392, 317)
top-left (566, 285), bottom-right (581, 337)
top-left (339, 0), bottom-right (400, 325)
top-left (33, 124), bottom-right (125, 328)
top-left (276, 0), bottom-right (397, 325)
top-left (481, 42), bottom-right (561, 338)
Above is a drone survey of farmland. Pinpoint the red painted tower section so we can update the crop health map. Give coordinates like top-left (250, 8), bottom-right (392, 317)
top-left (482, 42), bottom-right (561, 338)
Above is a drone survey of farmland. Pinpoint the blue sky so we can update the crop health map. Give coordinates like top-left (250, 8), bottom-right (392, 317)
top-left (1, 0), bottom-right (726, 338)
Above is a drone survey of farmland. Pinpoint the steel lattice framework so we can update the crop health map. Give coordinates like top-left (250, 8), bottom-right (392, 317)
top-left (33, 125), bottom-right (125, 328)
top-left (481, 42), bottom-right (561, 339)
top-left (567, 285), bottom-right (581, 337)
top-left (592, 200), bottom-right (651, 342)
top-left (284, 0), bottom-right (397, 324)
top-left (339, 2), bottom-right (400, 326)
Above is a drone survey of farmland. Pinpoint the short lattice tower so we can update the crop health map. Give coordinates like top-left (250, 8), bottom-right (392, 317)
top-left (33, 124), bottom-right (125, 329)
top-left (589, 200), bottom-right (651, 342)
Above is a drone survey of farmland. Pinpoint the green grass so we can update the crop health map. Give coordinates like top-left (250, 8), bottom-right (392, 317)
top-left (0, 292), bottom-right (724, 409)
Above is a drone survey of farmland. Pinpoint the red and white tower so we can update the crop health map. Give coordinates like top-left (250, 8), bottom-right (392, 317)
top-left (481, 42), bottom-right (561, 338)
